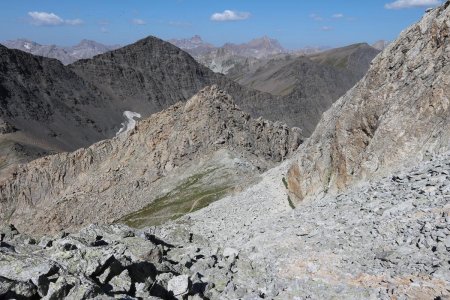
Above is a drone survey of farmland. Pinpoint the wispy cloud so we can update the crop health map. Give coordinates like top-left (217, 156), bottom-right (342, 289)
top-left (310, 13), bottom-right (323, 21)
top-left (385, 0), bottom-right (441, 9)
top-left (132, 18), bottom-right (147, 25)
top-left (332, 13), bottom-right (344, 18)
top-left (321, 26), bottom-right (333, 31)
top-left (28, 11), bottom-right (83, 26)
top-left (210, 10), bottom-right (250, 22)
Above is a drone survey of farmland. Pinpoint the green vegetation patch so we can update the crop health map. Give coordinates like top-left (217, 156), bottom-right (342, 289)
top-left (120, 168), bottom-right (234, 228)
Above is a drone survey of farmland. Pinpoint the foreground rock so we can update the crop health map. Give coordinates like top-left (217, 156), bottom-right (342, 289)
top-left (0, 223), bottom-right (250, 299)
top-left (288, 2), bottom-right (450, 202)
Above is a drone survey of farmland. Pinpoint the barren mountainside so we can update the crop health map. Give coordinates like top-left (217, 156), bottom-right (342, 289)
top-left (69, 36), bottom-right (287, 127)
top-left (0, 86), bottom-right (301, 235)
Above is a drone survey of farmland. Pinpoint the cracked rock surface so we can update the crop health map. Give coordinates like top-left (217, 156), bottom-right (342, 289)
top-left (0, 223), bottom-right (251, 299)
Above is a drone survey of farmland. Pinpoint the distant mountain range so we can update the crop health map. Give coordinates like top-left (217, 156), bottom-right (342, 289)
top-left (169, 35), bottom-right (286, 59)
top-left (168, 35), bottom-right (328, 74)
top-left (1, 39), bottom-right (120, 65)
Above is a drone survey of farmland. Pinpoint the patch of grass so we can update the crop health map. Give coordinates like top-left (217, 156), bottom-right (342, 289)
top-left (120, 168), bottom-right (234, 228)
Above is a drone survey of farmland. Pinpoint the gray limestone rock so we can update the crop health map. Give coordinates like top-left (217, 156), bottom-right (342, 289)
top-left (168, 275), bottom-right (190, 298)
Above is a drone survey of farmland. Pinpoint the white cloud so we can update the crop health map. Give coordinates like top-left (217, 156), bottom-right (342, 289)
top-left (332, 13), bottom-right (344, 18)
top-left (132, 18), bottom-right (146, 25)
top-left (310, 13), bottom-right (323, 21)
top-left (28, 11), bottom-right (83, 26)
top-left (210, 10), bottom-right (250, 22)
top-left (385, 0), bottom-right (441, 9)
top-left (28, 12), bottom-right (63, 25)
top-left (321, 26), bottom-right (333, 31)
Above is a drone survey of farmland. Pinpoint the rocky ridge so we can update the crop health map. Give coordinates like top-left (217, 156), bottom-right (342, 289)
top-left (287, 2), bottom-right (450, 201)
top-left (0, 86), bottom-right (301, 235)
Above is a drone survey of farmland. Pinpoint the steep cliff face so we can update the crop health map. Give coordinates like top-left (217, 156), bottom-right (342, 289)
top-left (0, 86), bottom-right (301, 235)
top-left (287, 2), bottom-right (450, 201)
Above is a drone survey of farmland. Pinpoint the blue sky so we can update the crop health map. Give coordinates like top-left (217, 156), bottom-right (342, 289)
top-left (0, 0), bottom-right (442, 49)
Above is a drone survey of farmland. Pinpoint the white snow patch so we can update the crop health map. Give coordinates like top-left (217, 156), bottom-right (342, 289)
top-left (116, 111), bottom-right (141, 136)
top-left (24, 43), bottom-right (31, 50)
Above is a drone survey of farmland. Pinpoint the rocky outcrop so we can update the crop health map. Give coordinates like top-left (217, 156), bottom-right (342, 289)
top-left (287, 1), bottom-right (450, 201)
top-left (0, 86), bottom-right (301, 235)
top-left (0, 223), bottom-right (247, 299)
